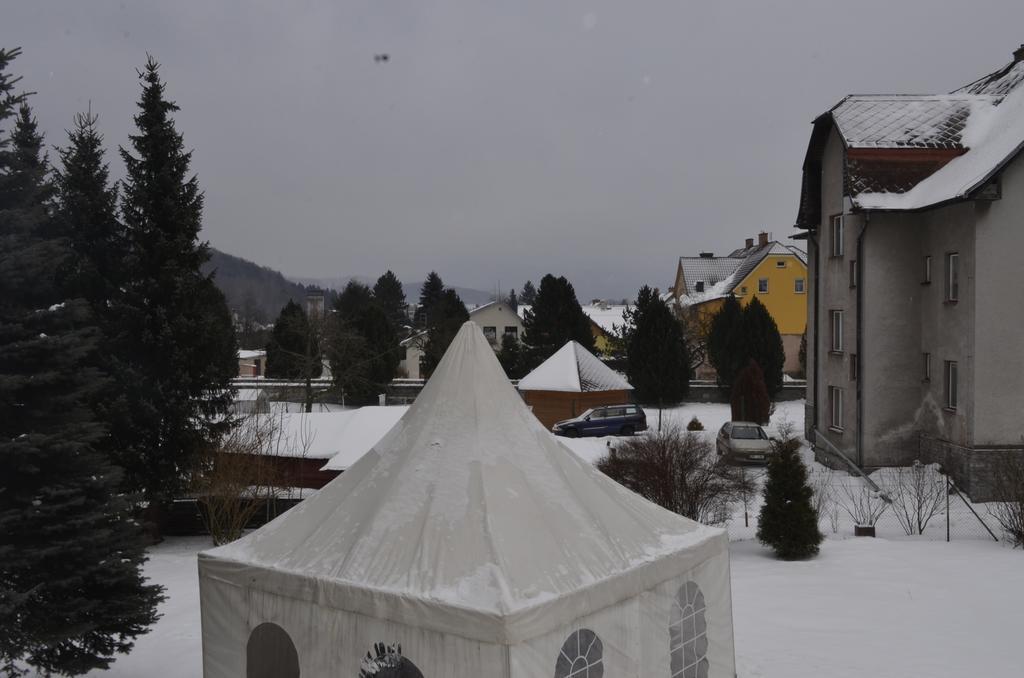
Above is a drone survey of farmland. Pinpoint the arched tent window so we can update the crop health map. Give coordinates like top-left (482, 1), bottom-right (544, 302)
top-left (670, 581), bottom-right (709, 678)
top-left (246, 622), bottom-right (299, 678)
top-left (553, 628), bottom-right (603, 678)
top-left (359, 643), bottom-right (424, 678)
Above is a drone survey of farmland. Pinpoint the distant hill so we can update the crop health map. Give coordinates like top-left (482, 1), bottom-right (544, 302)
top-left (292, 276), bottom-right (495, 308)
top-left (203, 249), bottom-right (315, 323)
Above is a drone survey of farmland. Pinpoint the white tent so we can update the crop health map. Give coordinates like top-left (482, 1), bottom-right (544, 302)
top-left (199, 322), bottom-right (736, 678)
top-left (516, 340), bottom-right (632, 393)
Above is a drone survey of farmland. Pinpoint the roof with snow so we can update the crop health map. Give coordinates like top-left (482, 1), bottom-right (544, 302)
top-left (675, 242), bottom-right (806, 306)
top-left (243, 407), bottom-right (406, 461)
top-left (199, 321), bottom-right (722, 644)
top-left (580, 304), bottom-right (628, 334)
top-left (796, 47), bottom-right (1024, 224)
top-left (516, 340), bottom-right (632, 392)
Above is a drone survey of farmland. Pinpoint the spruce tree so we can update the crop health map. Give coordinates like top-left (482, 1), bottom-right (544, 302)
top-left (265, 300), bottom-right (321, 380)
top-left (112, 56), bottom-right (237, 518)
top-left (420, 288), bottom-right (469, 378)
top-left (497, 332), bottom-right (525, 379)
top-left (415, 271), bottom-right (444, 327)
top-left (329, 282), bottom-right (400, 404)
top-left (707, 294), bottom-right (744, 390)
top-left (504, 288), bottom-right (518, 311)
top-left (373, 270), bottom-right (408, 331)
top-left (622, 286), bottom-right (689, 414)
top-left (520, 279), bottom-right (537, 305)
top-left (521, 274), bottom-right (594, 367)
top-left (740, 296), bottom-right (786, 396)
top-left (757, 436), bottom-right (823, 559)
top-left (730, 359), bottom-right (770, 424)
top-left (0, 85), bottom-right (162, 674)
top-left (336, 280), bottom-right (374, 320)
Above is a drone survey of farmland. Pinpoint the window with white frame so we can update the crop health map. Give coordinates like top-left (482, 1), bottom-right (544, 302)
top-left (829, 386), bottom-right (844, 430)
top-left (829, 310), bottom-right (843, 352)
top-left (776, 260), bottom-right (786, 268)
top-left (795, 278), bottom-right (805, 293)
top-left (831, 215), bottom-right (844, 257)
top-left (945, 253), bottom-right (959, 301)
top-left (482, 326), bottom-right (497, 343)
top-left (945, 360), bottom-right (958, 410)
top-left (758, 278), bottom-right (768, 293)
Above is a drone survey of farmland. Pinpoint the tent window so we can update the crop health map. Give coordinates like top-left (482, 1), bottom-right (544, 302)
top-left (554, 628), bottom-right (604, 678)
top-left (670, 581), bottom-right (709, 678)
top-left (246, 623), bottom-right (299, 678)
top-left (359, 643), bottom-right (424, 678)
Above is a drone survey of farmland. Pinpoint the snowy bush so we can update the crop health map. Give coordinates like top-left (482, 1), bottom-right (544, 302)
top-left (808, 467), bottom-right (839, 533)
top-left (838, 477), bottom-right (889, 527)
top-left (596, 426), bottom-right (753, 525)
top-left (988, 452), bottom-right (1024, 547)
top-left (878, 461), bottom-right (946, 536)
top-left (686, 416), bottom-right (704, 431)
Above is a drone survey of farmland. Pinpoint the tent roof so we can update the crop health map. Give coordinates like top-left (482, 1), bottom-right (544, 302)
top-left (516, 340), bottom-right (633, 393)
top-left (200, 322), bottom-right (721, 643)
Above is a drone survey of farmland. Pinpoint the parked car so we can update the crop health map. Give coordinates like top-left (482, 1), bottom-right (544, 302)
top-left (716, 421), bottom-right (773, 463)
top-left (552, 404), bottom-right (647, 438)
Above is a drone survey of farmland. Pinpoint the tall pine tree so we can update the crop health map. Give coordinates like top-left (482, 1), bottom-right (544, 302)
top-left (622, 286), bottom-right (689, 417)
top-left (265, 300), bottom-right (322, 380)
top-left (373, 270), bottom-right (408, 331)
top-left (0, 73), bottom-right (162, 674)
top-left (112, 56), bottom-right (237, 519)
top-left (328, 281), bottom-right (400, 404)
top-left (415, 271), bottom-right (444, 327)
top-left (739, 296), bottom-right (786, 396)
top-left (420, 288), bottom-right (469, 378)
top-left (520, 279), bottom-right (537, 305)
top-left (521, 274), bottom-right (594, 367)
top-left (706, 294), bottom-right (744, 391)
top-left (757, 436), bottom-right (823, 559)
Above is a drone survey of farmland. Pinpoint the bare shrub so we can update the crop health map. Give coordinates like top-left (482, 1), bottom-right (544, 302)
top-left (838, 476), bottom-right (889, 527)
top-left (989, 452), bottom-right (1024, 547)
top-left (597, 426), bottom-right (754, 525)
top-left (878, 461), bottom-right (946, 536)
top-left (686, 416), bottom-right (704, 431)
top-left (193, 412), bottom-right (311, 544)
top-left (808, 466), bottom-right (836, 531)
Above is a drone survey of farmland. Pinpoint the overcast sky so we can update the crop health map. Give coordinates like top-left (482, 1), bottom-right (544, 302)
top-left (6, 1), bottom-right (1024, 299)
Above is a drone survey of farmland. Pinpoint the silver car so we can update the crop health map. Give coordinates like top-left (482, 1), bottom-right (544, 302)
top-left (716, 421), bottom-right (772, 464)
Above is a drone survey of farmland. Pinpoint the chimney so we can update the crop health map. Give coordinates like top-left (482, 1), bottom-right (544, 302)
top-left (1015, 44), bottom-right (1024, 62)
top-left (699, 251), bottom-right (714, 258)
top-left (745, 238), bottom-right (754, 249)
top-left (757, 231), bottom-right (769, 247)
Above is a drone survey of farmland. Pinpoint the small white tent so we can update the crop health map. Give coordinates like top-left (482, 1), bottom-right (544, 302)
top-left (199, 322), bottom-right (736, 678)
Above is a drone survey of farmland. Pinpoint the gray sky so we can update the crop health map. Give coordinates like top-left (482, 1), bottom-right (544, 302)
top-left (6, 1), bottom-right (1024, 299)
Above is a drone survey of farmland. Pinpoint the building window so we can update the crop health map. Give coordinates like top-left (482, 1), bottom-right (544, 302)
top-left (740, 286), bottom-right (748, 295)
top-left (794, 278), bottom-right (805, 293)
top-left (923, 353), bottom-right (931, 381)
top-left (482, 326), bottom-right (497, 343)
top-left (695, 281), bottom-right (705, 293)
top-left (850, 354), bottom-right (858, 381)
top-left (831, 215), bottom-right (844, 257)
top-left (945, 360), bottom-right (958, 410)
top-left (503, 326), bottom-right (518, 339)
top-left (554, 629), bottom-right (603, 678)
top-left (670, 582), bottom-right (709, 678)
top-left (945, 253), bottom-right (959, 301)
top-left (829, 310), bottom-right (843, 353)
top-left (758, 278), bottom-right (768, 293)
top-left (849, 260), bottom-right (857, 288)
top-left (829, 386), bottom-right (844, 431)
top-left (776, 260), bottom-right (787, 268)
top-left (923, 256), bottom-right (932, 284)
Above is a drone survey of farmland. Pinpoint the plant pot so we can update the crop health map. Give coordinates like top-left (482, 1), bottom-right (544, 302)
top-left (854, 525), bottom-right (876, 537)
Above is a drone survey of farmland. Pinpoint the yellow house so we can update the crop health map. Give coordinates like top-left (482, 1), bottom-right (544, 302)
top-left (669, 232), bottom-right (807, 377)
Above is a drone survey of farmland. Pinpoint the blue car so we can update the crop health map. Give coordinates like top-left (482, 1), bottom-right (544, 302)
top-left (551, 404), bottom-right (647, 438)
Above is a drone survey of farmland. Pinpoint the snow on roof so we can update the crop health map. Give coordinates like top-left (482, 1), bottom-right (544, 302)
top-left (580, 304), bottom-right (628, 334)
top-left (246, 407), bottom-right (406, 461)
top-left (955, 54), bottom-right (1024, 98)
top-left (320, 406), bottom-right (407, 470)
top-left (830, 95), bottom-right (989, 149)
top-left (517, 340), bottom-right (632, 392)
top-left (238, 349), bottom-right (266, 360)
top-left (234, 388), bottom-right (266, 402)
top-left (201, 322), bottom-right (721, 642)
top-left (676, 242), bottom-right (805, 306)
top-left (855, 84), bottom-right (1024, 211)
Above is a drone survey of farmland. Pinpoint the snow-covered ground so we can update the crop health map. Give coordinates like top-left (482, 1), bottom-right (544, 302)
top-left (84, 400), bottom-right (1023, 678)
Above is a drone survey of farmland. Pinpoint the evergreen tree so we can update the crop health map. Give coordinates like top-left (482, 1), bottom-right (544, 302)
top-left (0, 77), bottom-right (162, 674)
top-left (757, 435), bottom-right (823, 559)
top-left (373, 270), bottom-right (408, 331)
top-left (520, 279), bottom-right (537, 305)
top-left (706, 294), bottom-right (744, 390)
top-left (329, 282), bottom-right (400, 404)
top-left (415, 271), bottom-right (444, 327)
top-left (420, 288), bottom-right (469, 377)
top-left (739, 296), bottom-right (786, 396)
top-left (265, 300), bottom-right (321, 380)
top-left (112, 56), bottom-right (237, 516)
top-left (730, 359), bottom-right (770, 424)
top-left (622, 286), bottom-right (689, 416)
top-left (504, 288), bottom-right (518, 311)
top-left (798, 326), bottom-right (807, 378)
top-left (336, 280), bottom-right (374, 320)
top-left (497, 332), bottom-right (525, 379)
top-left (521, 274), bottom-right (594, 367)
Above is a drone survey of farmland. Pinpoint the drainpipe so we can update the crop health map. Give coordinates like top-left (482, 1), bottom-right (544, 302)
top-left (856, 214), bottom-right (868, 467)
